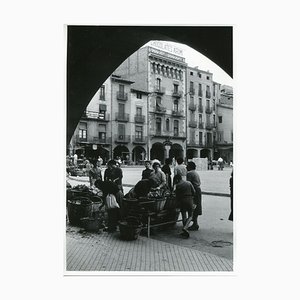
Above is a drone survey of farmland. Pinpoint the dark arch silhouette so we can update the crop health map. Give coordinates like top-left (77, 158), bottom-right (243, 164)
top-left (67, 26), bottom-right (233, 144)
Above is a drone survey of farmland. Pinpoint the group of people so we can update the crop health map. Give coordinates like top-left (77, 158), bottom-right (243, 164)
top-left (140, 157), bottom-right (202, 238)
top-left (70, 154), bottom-right (233, 236)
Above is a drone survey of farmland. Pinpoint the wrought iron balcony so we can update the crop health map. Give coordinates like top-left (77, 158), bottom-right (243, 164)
top-left (155, 105), bottom-right (167, 114)
top-left (187, 139), bottom-right (197, 147)
top-left (115, 112), bottom-right (129, 122)
top-left (189, 103), bottom-right (196, 111)
top-left (205, 106), bottom-right (213, 114)
top-left (78, 137), bottom-right (87, 143)
top-left (172, 110), bottom-right (184, 117)
top-left (114, 134), bottom-right (130, 143)
top-left (116, 91), bottom-right (128, 101)
top-left (153, 86), bottom-right (166, 94)
top-left (198, 105), bottom-right (203, 113)
top-left (93, 137), bottom-right (111, 145)
top-left (205, 141), bottom-right (213, 147)
top-left (189, 87), bottom-right (195, 95)
top-left (134, 115), bottom-right (145, 123)
top-left (198, 122), bottom-right (204, 129)
top-left (206, 122), bottom-right (214, 130)
top-left (172, 90), bottom-right (182, 98)
top-left (188, 120), bottom-right (197, 128)
top-left (132, 136), bottom-right (147, 144)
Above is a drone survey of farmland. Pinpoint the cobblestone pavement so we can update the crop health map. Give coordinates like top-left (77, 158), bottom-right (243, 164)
top-left (66, 226), bottom-right (233, 272)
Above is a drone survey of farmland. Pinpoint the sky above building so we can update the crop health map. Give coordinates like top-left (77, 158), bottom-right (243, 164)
top-left (143, 40), bottom-right (233, 87)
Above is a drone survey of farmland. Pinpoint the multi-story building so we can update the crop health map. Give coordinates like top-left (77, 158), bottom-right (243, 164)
top-left (115, 45), bottom-right (187, 163)
top-left (69, 43), bottom-right (233, 165)
top-left (215, 85), bottom-right (233, 163)
top-left (186, 66), bottom-right (220, 160)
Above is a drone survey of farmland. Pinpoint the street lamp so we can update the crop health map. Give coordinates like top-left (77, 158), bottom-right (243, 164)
top-left (184, 91), bottom-right (191, 162)
top-left (146, 92), bottom-right (157, 160)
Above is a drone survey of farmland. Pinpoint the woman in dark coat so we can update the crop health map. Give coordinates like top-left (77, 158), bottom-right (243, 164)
top-left (161, 158), bottom-right (172, 191)
top-left (228, 171), bottom-right (233, 221)
top-left (186, 161), bottom-right (202, 231)
top-left (95, 179), bottom-right (123, 232)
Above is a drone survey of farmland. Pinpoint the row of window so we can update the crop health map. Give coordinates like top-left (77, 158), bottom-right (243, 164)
top-left (189, 82), bottom-right (213, 96)
top-left (152, 63), bottom-right (183, 80)
top-left (189, 71), bottom-right (210, 81)
top-left (78, 123), bottom-right (145, 141)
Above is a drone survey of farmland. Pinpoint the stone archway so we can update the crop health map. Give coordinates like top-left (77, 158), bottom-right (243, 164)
top-left (150, 143), bottom-right (164, 163)
top-left (200, 148), bottom-right (211, 158)
top-left (132, 146), bottom-right (146, 165)
top-left (169, 143), bottom-right (183, 160)
top-left (187, 148), bottom-right (198, 160)
top-left (67, 26), bottom-right (232, 144)
top-left (113, 145), bottom-right (130, 161)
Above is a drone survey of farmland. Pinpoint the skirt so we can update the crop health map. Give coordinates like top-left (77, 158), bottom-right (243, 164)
top-left (193, 187), bottom-right (202, 216)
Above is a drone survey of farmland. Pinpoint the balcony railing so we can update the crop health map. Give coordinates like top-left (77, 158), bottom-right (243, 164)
top-left (198, 105), bottom-right (203, 113)
top-left (172, 90), bottom-right (182, 98)
top-left (189, 120), bottom-right (197, 128)
top-left (205, 106), bottom-right (213, 114)
top-left (134, 115), bottom-right (145, 123)
top-left (83, 111), bottom-right (110, 121)
top-left (93, 137), bottom-right (111, 144)
top-left (188, 103), bottom-right (196, 111)
top-left (132, 136), bottom-right (147, 144)
top-left (116, 91), bottom-right (128, 101)
top-left (153, 86), bottom-right (166, 94)
top-left (189, 87), bottom-right (195, 95)
top-left (172, 110), bottom-right (184, 117)
top-left (78, 137), bottom-right (87, 142)
top-left (152, 132), bottom-right (186, 139)
top-left (115, 112), bottom-right (129, 122)
top-left (198, 122), bottom-right (204, 129)
top-left (205, 141), bottom-right (214, 147)
top-left (206, 122), bottom-right (214, 130)
top-left (114, 134), bottom-right (130, 143)
top-left (155, 105), bottom-right (167, 113)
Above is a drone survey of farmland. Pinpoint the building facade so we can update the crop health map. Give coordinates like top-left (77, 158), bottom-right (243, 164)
top-left (69, 43), bottom-right (233, 165)
top-left (215, 85), bottom-right (233, 163)
top-left (185, 66), bottom-right (221, 160)
top-left (116, 46), bottom-right (187, 163)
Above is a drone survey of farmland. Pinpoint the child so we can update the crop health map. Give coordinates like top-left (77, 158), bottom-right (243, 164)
top-left (173, 174), bottom-right (195, 238)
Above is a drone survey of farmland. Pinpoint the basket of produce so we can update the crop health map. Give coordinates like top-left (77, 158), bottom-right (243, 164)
top-left (80, 217), bottom-right (103, 232)
top-left (147, 190), bottom-right (167, 212)
top-left (163, 192), bottom-right (177, 210)
top-left (67, 197), bottom-right (93, 226)
top-left (119, 216), bottom-right (143, 241)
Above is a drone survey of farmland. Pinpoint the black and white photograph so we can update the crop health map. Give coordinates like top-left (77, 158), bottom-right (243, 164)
top-left (66, 26), bottom-right (233, 273)
top-left (2, 1), bottom-right (300, 299)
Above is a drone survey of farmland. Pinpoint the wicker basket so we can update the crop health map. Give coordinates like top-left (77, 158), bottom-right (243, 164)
top-left (119, 217), bottom-right (142, 241)
top-left (80, 217), bottom-right (102, 232)
top-left (67, 198), bottom-right (93, 226)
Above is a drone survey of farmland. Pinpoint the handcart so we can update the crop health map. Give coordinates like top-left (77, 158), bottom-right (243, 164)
top-left (121, 191), bottom-right (180, 238)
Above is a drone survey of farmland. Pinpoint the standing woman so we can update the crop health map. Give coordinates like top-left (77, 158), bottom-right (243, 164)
top-left (186, 161), bottom-right (202, 231)
top-left (174, 157), bottom-right (187, 181)
top-left (161, 158), bottom-right (172, 191)
top-left (228, 171), bottom-right (233, 221)
top-left (89, 161), bottom-right (102, 187)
